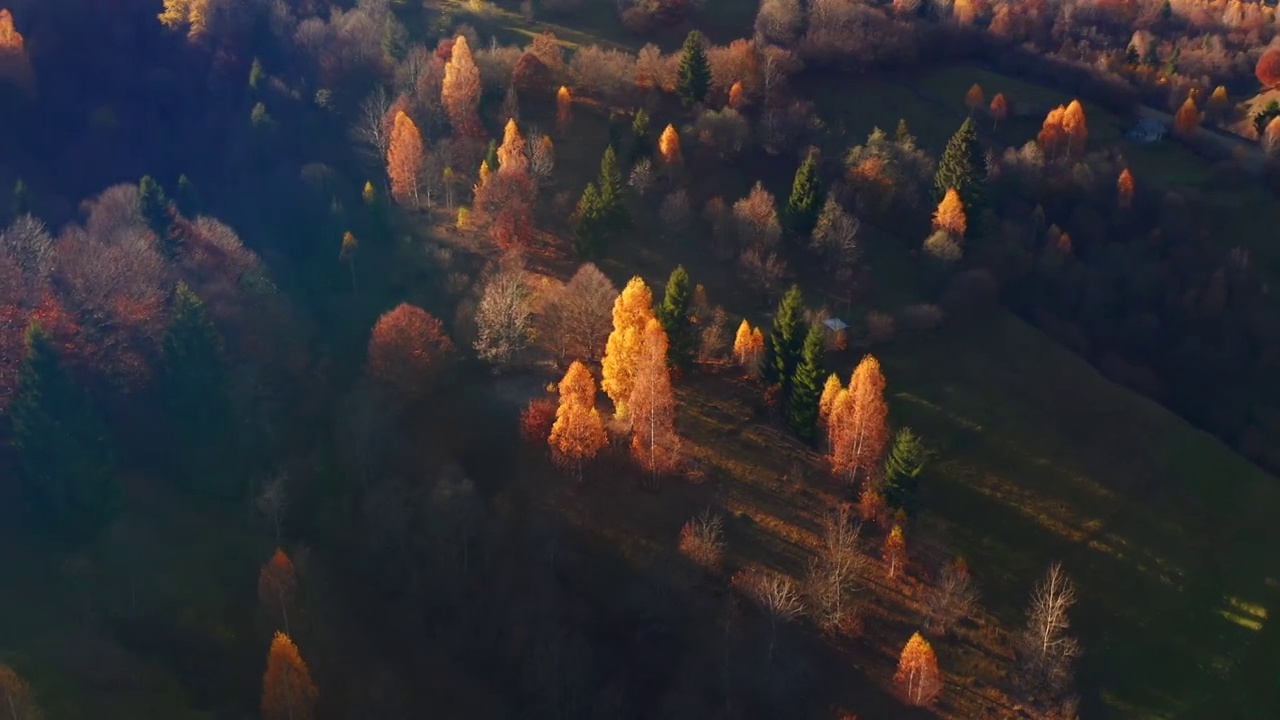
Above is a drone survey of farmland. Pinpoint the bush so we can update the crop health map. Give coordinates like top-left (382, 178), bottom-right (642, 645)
top-left (679, 510), bottom-right (726, 570)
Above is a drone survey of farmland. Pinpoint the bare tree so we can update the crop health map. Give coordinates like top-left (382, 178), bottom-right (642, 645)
top-left (738, 246), bottom-right (786, 301)
top-left (658, 188), bottom-right (690, 236)
top-left (474, 260), bottom-right (536, 366)
top-left (353, 86), bottom-right (394, 161)
top-left (540, 263), bottom-right (616, 363)
top-left (696, 306), bottom-right (729, 364)
top-left (628, 158), bottom-right (654, 197)
top-left (1017, 562), bottom-right (1081, 701)
top-left (805, 503), bottom-right (865, 633)
top-left (679, 509), bottom-right (726, 570)
top-left (735, 567), bottom-right (803, 661)
top-left (922, 557), bottom-right (979, 636)
top-left (811, 196), bottom-right (861, 274)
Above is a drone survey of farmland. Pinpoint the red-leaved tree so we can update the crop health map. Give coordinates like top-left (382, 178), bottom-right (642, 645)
top-left (366, 303), bottom-right (455, 402)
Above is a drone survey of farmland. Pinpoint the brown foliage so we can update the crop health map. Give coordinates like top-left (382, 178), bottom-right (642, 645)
top-left (0, 664), bottom-right (40, 719)
top-left (1173, 95), bottom-right (1200, 137)
top-left (542, 263), bottom-right (616, 363)
top-left (894, 632), bottom-right (943, 706)
top-left (0, 8), bottom-right (32, 90)
top-left (932, 188), bottom-right (966, 237)
top-left (805, 503), bottom-right (865, 633)
top-left (473, 170), bottom-right (536, 249)
top-left (366, 303), bottom-right (454, 402)
top-left (1257, 47), bottom-right (1280, 89)
top-left (1116, 168), bottom-right (1135, 209)
top-left (733, 182), bottom-right (782, 247)
top-left (262, 632), bottom-right (318, 720)
top-left (679, 510), bottom-right (726, 570)
top-left (387, 111), bottom-right (425, 205)
top-left (549, 361), bottom-right (608, 479)
top-left (1038, 101), bottom-right (1088, 159)
top-left (528, 32), bottom-right (565, 73)
top-left (856, 484), bottom-right (888, 527)
top-left (728, 81), bottom-right (746, 110)
top-left (496, 119), bottom-right (529, 177)
top-left (512, 52), bottom-right (552, 99)
top-left (443, 35), bottom-right (483, 137)
top-left (258, 548), bottom-right (298, 633)
top-left (520, 396), bottom-right (557, 444)
top-left (883, 523), bottom-right (907, 579)
top-left (629, 319), bottom-right (679, 484)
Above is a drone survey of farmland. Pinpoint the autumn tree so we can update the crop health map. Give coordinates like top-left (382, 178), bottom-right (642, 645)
top-left (805, 503), bottom-right (865, 632)
top-left (894, 633), bottom-right (943, 706)
top-left (679, 510), bottom-right (726, 570)
top-left (989, 93), bottom-right (1008, 129)
top-left (340, 231), bottom-right (358, 289)
top-left (883, 523), bottom-right (907, 579)
top-left (0, 664), bottom-right (40, 720)
top-left (1061, 100), bottom-right (1088, 157)
top-left (366, 303), bottom-right (455, 403)
top-left (387, 111), bottom-right (425, 205)
top-left (733, 182), bottom-right (782, 248)
top-left (159, 0), bottom-right (211, 38)
top-left (923, 557), bottom-right (978, 636)
top-left (1174, 95), bottom-right (1201, 137)
top-left (783, 149), bottom-right (823, 238)
top-left (1117, 168), bottom-right (1135, 209)
top-left (677, 30), bottom-right (711, 107)
top-left (828, 354), bottom-right (889, 483)
top-left (787, 323), bottom-right (825, 441)
top-left (556, 86), bottom-right (573, 132)
top-left (474, 122), bottom-right (537, 249)
top-left (442, 35), bottom-right (483, 136)
top-left (262, 632), bottom-right (318, 720)
top-left (658, 265), bottom-right (695, 368)
top-left (0, 9), bottom-right (32, 91)
top-left (542, 263), bottom-right (616, 363)
top-left (496, 119), bottom-right (529, 177)
top-left (474, 262), bottom-right (535, 365)
top-left (819, 373), bottom-right (843, 423)
top-left (1207, 85), bottom-right (1229, 121)
top-left (520, 396), bottom-right (557, 444)
top-left (764, 285), bottom-right (804, 390)
top-left (728, 81), bottom-right (746, 110)
top-left (735, 567), bottom-right (803, 661)
top-left (1016, 562), bottom-right (1081, 701)
top-left (630, 319), bottom-right (679, 485)
top-left (1257, 47), bottom-right (1280, 90)
top-left (11, 324), bottom-right (118, 541)
top-left (933, 188), bottom-right (966, 237)
top-left (733, 319), bottom-right (765, 375)
top-left (883, 427), bottom-right (926, 512)
top-left (659, 124), bottom-right (683, 166)
top-left (964, 83), bottom-right (984, 115)
top-left (602, 276), bottom-right (656, 416)
top-left (857, 483), bottom-right (888, 527)
top-left (811, 196), bottom-right (861, 273)
top-left (258, 548), bottom-right (298, 633)
top-left (933, 118), bottom-right (983, 215)
top-left (531, 135), bottom-right (556, 181)
top-left (548, 361), bottom-right (608, 481)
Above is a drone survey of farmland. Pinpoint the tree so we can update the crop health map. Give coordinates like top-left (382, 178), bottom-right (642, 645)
top-left (1060, 100), bottom-right (1088, 157)
top-left (1207, 85), bottom-right (1229, 120)
top-left (883, 523), bottom-right (907, 579)
top-left (596, 145), bottom-right (628, 227)
top-left (735, 567), bottom-right (802, 661)
top-left (262, 632), bottom-right (318, 720)
top-left (811, 196), bottom-right (861, 273)
top-left (676, 31), bottom-right (711, 107)
top-left (0, 664), bottom-right (40, 720)
top-left (787, 323), bottom-right (825, 441)
top-left (258, 549), bottom-right (297, 634)
top-left (548, 361), bottom-right (608, 481)
top-left (894, 633), bottom-right (943, 706)
top-left (630, 109), bottom-right (652, 162)
top-left (556, 86), bottom-right (573, 132)
top-left (1117, 168), bottom-right (1135, 209)
top-left (573, 183), bottom-right (606, 258)
top-left (1017, 562), bottom-right (1081, 699)
top-left (658, 266), bottom-right (695, 368)
top-left (933, 118), bottom-right (983, 211)
top-left (733, 319), bottom-right (764, 375)
top-left (387, 111), bottom-right (425, 205)
top-left (964, 83), bottom-right (984, 115)
top-left (340, 231), bottom-right (358, 290)
top-left (11, 324), bottom-right (118, 541)
top-left (764, 285), bottom-right (804, 389)
top-left (728, 81), bottom-right (746, 110)
top-left (1257, 47), bottom-right (1280, 89)
top-left (659, 124), bottom-right (683, 166)
top-left (804, 503), bottom-right (865, 632)
top-left (989, 93), bottom-right (1008, 129)
top-left (161, 283), bottom-right (237, 498)
top-left (531, 135), bottom-right (556, 181)
top-left (857, 483), bottom-right (888, 527)
top-left (783, 149), bottom-right (823, 238)
top-left (158, 0), bottom-right (210, 38)
top-left (1038, 105), bottom-right (1067, 158)
top-left (138, 175), bottom-right (172, 242)
top-left (520, 396), bottom-right (557, 445)
top-left (883, 427), bottom-right (925, 511)
top-left (1174, 95), bottom-right (1200, 137)
top-left (819, 373), bottom-right (843, 423)
top-left (679, 510), bottom-right (726, 570)
top-left (474, 263), bottom-right (536, 366)
top-left (602, 277), bottom-right (656, 416)
top-left (366, 304), bottom-right (455, 403)
top-left (923, 557), bottom-right (978, 635)
top-left (542, 263), bottom-right (617, 363)
top-left (734, 182), bottom-right (782, 247)
top-left (496, 119), bottom-right (529, 177)
top-left (442, 35), bottom-right (483, 136)
top-left (933, 188), bottom-right (966, 237)
top-left (630, 319), bottom-right (679, 485)
top-left (828, 354), bottom-right (889, 483)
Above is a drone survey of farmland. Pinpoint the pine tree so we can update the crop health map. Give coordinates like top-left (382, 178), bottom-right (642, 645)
top-left (676, 30), bottom-right (710, 107)
top-left (883, 427), bottom-right (926, 512)
top-left (764, 285), bottom-right (804, 389)
top-left (11, 324), bottom-right (118, 540)
top-left (138, 175), bottom-right (173, 243)
top-left (630, 109), bottom-right (652, 162)
top-left (574, 183), bottom-right (605, 258)
top-left (933, 118), bottom-right (984, 214)
top-left (784, 149), bottom-right (823, 238)
top-left (597, 145), bottom-right (628, 227)
top-left (658, 265), bottom-right (695, 368)
top-left (787, 322), bottom-right (825, 440)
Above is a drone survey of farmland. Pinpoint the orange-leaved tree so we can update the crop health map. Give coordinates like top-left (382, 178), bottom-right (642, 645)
top-left (442, 35), bottom-right (482, 137)
top-left (819, 373), bottom-right (843, 423)
top-left (601, 276), bottom-right (656, 417)
top-left (366, 303), bottom-right (455, 403)
top-left (262, 632), bottom-right (318, 720)
top-left (556, 86), bottom-right (573, 133)
top-left (0, 8), bottom-right (33, 90)
top-left (894, 632), bottom-right (943, 706)
top-left (1037, 105), bottom-right (1067, 158)
top-left (474, 119), bottom-right (536, 249)
top-left (728, 81), bottom-right (746, 110)
top-left (258, 548), bottom-right (297, 634)
top-left (733, 319), bottom-right (764, 375)
top-left (0, 663), bottom-right (40, 719)
top-left (1174, 95), bottom-right (1200, 137)
top-left (548, 361), bottom-right (607, 481)
top-left (932, 188), bottom-right (966, 237)
top-left (659, 124), bottom-right (683, 166)
top-left (1258, 47), bottom-right (1280, 89)
top-left (387, 111), bottom-right (425, 206)
top-left (828, 354), bottom-right (889, 483)
top-left (989, 92), bottom-right (1008, 129)
top-left (1117, 168), bottom-right (1134, 209)
top-left (496, 118), bottom-right (529, 177)
top-left (629, 318), bottom-right (679, 486)
top-left (884, 523), bottom-right (907, 579)
top-left (1061, 99), bottom-right (1088, 158)
top-left (964, 83), bottom-right (984, 115)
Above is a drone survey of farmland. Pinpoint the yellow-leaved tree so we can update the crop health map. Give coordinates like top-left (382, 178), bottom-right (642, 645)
top-left (828, 354), bottom-right (888, 483)
top-left (443, 36), bottom-right (482, 136)
top-left (496, 118), bottom-right (529, 177)
top-left (387, 111), bottom-right (425, 206)
top-left (894, 632), bottom-right (943, 706)
top-left (629, 318), bottom-right (679, 486)
top-left (602, 276), bottom-right (656, 417)
top-left (818, 373), bottom-right (843, 423)
top-left (932, 188), bottom-right (966, 237)
top-left (548, 361), bottom-right (608, 481)
top-left (659, 124), bottom-right (683, 166)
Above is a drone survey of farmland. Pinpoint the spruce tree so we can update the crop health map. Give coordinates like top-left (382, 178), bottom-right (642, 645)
top-left (574, 183), bottom-right (605, 258)
top-left (787, 322), bottom-right (825, 441)
top-left (162, 283), bottom-right (238, 498)
top-left (630, 109), bottom-right (652, 163)
top-left (933, 118), bottom-right (984, 213)
top-left (883, 427), bottom-right (926, 512)
top-left (676, 31), bottom-right (710, 107)
top-left (138, 175), bottom-right (172, 239)
top-left (658, 265), bottom-right (694, 368)
top-left (784, 150), bottom-right (823, 238)
top-left (895, 118), bottom-right (914, 145)
top-left (597, 145), bottom-right (628, 227)
top-left (764, 285), bottom-right (805, 390)
top-left (10, 324), bottom-right (118, 541)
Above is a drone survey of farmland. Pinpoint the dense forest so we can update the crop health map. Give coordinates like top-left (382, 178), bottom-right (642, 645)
top-left (0, 0), bottom-right (1278, 719)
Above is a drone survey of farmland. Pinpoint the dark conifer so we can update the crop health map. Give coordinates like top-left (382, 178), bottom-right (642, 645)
top-left (787, 322), bottom-right (825, 440)
top-left (676, 31), bottom-right (710, 107)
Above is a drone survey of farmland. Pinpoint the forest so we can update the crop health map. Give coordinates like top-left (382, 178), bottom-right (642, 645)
top-left (0, 0), bottom-right (1278, 718)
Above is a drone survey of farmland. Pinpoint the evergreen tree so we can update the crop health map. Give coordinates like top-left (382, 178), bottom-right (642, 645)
top-left (658, 265), bottom-right (694, 368)
top-left (574, 183), bottom-right (606, 258)
top-left (484, 140), bottom-right (500, 173)
top-left (676, 31), bottom-right (710, 107)
top-left (10, 324), bottom-right (118, 541)
top-left (895, 118), bottom-right (914, 145)
top-left (783, 150), bottom-right (823, 237)
top-left (138, 175), bottom-right (172, 240)
top-left (933, 118), bottom-right (984, 214)
top-left (764, 285), bottom-right (805, 390)
top-left (597, 145), bottom-right (628, 227)
top-left (787, 322), bottom-right (825, 440)
top-left (630, 109), bottom-right (652, 163)
top-left (161, 283), bottom-right (238, 498)
top-left (883, 427), bottom-right (926, 512)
